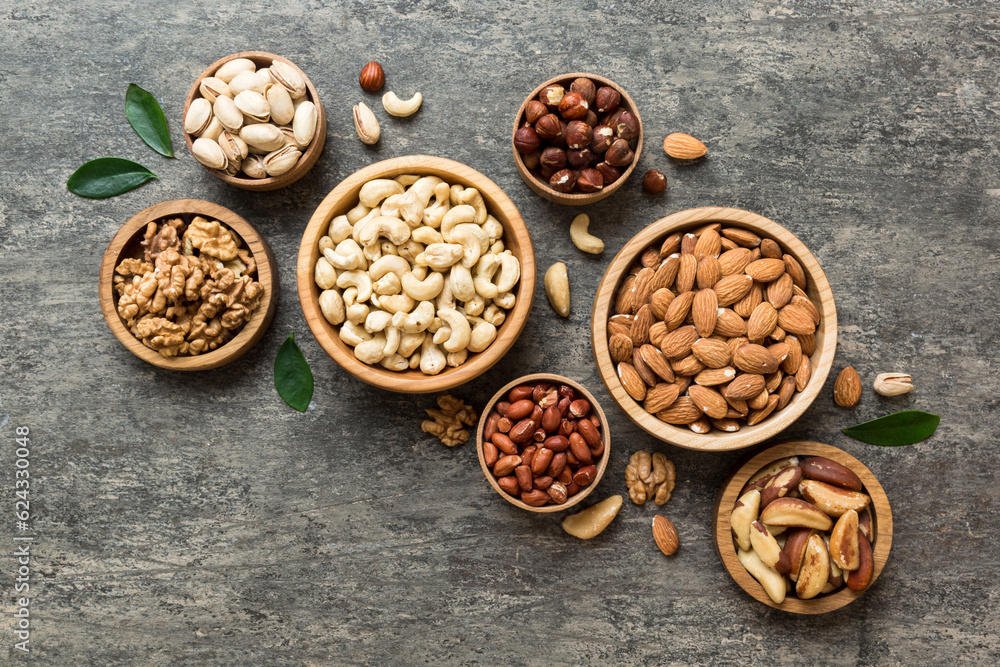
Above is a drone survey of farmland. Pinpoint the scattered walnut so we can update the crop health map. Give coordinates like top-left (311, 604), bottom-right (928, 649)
top-left (186, 216), bottom-right (239, 260)
top-left (421, 394), bottom-right (477, 446)
top-left (626, 450), bottom-right (676, 506)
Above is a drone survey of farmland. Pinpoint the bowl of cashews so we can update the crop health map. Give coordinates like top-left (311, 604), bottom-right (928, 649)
top-left (297, 155), bottom-right (536, 393)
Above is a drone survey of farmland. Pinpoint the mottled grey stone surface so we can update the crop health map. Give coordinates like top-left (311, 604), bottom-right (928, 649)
top-left (1, 0), bottom-right (998, 664)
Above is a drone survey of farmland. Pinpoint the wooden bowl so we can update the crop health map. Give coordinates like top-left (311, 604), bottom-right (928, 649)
top-left (476, 373), bottom-right (611, 513)
top-left (591, 206), bottom-right (838, 451)
top-left (297, 155), bottom-right (536, 394)
top-left (182, 51), bottom-right (326, 191)
top-left (99, 199), bottom-right (278, 370)
top-left (712, 441), bottom-right (893, 614)
top-left (512, 72), bottom-right (643, 205)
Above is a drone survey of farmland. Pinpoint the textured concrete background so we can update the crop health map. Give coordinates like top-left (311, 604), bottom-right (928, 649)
top-left (1, 0), bottom-right (998, 664)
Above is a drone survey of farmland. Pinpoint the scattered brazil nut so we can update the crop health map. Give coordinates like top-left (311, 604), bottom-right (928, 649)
top-left (544, 262), bottom-right (570, 317)
top-left (562, 495), bottom-right (623, 539)
top-left (652, 514), bottom-right (679, 555)
top-left (382, 90), bottom-right (422, 117)
top-left (873, 372), bottom-right (913, 396)
top-left (569, 213), bottom-right (604, 254)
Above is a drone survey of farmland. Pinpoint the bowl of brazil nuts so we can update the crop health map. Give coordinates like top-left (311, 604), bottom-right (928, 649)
top-left (591, 207), bottom-right (837, 451)
top-left (512, 72), bottom-right (643, 205)
top-left (712, 441), bottom-right (892, 613)
top-left (477, 373), bottom-right (611, 512)
top-left (182, 51), bottom-right (326, 191)
top-left (297, 155), bottom-right (536, 393)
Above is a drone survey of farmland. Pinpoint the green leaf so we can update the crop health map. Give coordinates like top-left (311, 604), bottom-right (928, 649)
top-left (842, 410), bottom-right (940, 447)
top-left (274, 332), bottom-right (314, 412)
top-left (66, 158), bottom-right (157, 198)
top-left (125, 83), bottom-right (175, 157)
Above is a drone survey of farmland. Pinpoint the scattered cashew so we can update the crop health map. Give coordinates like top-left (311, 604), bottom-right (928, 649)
top-left (545, 262), bottom-right (570, 317)
top-left (382, 90), bottom-right (423, 117)
top-left (570, 213), bottom-right (604, 254)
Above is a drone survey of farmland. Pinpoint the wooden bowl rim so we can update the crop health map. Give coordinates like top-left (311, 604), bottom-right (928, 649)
top-left (590, 206), bottom-right (838, 451)
top-left (296, 155), bottom-right (536, 394)
top-left (475, 373), bottom-right (611, 513)
top-left (711, 441), bottom-right (893, 614)
top-left (98, 198), bottom-right (278, 370)
top-left (511, 72), bottom-right (644, 206)
top-left (182, 50), bottom-right (327, 191)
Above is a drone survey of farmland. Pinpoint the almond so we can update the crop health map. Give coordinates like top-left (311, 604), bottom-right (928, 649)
top-left (748, 389), bottom-right (770, 410)
top-left (675, 253), bottom-right (697, 293)
top-left (718, 247), bottom-right (754, 276)
top-left (764, 369), bottom-right (784, 393)
top-left (694, 366), bottom-right (736, 386)
top-left (659, 324), bottom-right (699, 359)
top-left (631, 267), bottom-right (656, 310)
top-left (777, 304), bottom-right (816, 335)
top-left (608, 333), bottom-right (633, 363)
top-left (714, 274), bottom-right (753, 307)
top-left (721, 227), bottom-right (761, 248)
top-left (681, 232), bottom-right (697, 255)
top-left (795, 355), bottom-right (812, 391)
top-left (617, 362), bottom-right (647, 401)
top-left (664, 290), bottom-right (695, 330)
top-left (769, 325), bottom-right (786, 342)
top-left (760, 238), bottom-right (782, 259)
top-left (655, 396), bottom-right (702, 424)
top-left (663, 132), bottom-right (707, 160)
top-left (734, 344), bottom-right (780, 375)
top-left (688, 385), bottom-right (728, 419)
top-left (777, 375), bottom-right (797, 409)
top-left (693, 222), bottom-right (722, 235)
top-left (631, 347), bottom-right (659, 387)
top-left (608, 321), bottom-right (630, 338)
top-left (670, 354), bottom-right (706, 377)
top-left (614, 274), bottom-right (636, 314)
top-left (652, 514), bottom-right (680, 555)
top-left (766, 273), bottom-right (794, 308)
top-left (746, 302), bottom-right (778, 341)
top-left (639, 344), bottom-right (675, 382)
top-left (833, 366), bottom-right (862, 407)
top-left (693, 229), bottom-right (721, 260)
top-left (798, 332), bottom-right (816, 356)
top-left (745, 258), bottom-right (785, 282)
top-left (710, 418), bottom-right (741, 432)
top-left (696, 255), bottom-right (722, 289)
top-left (747, 394), bottom-right (779, 425)
top-left (724, 373), bottom-right (765, 400)
top-left (692, 289), bottom-right (719, 337)
top-left (691, 337), bottom-right (731, 368)
top-left (644, 382), bottom-right (681, 413)
top-left (782, 335), bottom-right (803, 374)
top-left (640, 247), bottom-right (661, 268)
top-left (630, 304), bottom-right (654, 346)
top-left (649, 321), bottom-right (667, 348)
top-left (659, 233), bottom-right (681, 258)
top-left (790, 294), bottom-right (821, 324)
top-left (733, 283), bottom-right (763, 318)
top-left (649, 288), bottom-right (675, 320)
top-left (783, 254), bottom-right (807, 289)
top-left (650, 256), bottom-right (680, 292)
top-left (714, 308), bottom-right (747, 337)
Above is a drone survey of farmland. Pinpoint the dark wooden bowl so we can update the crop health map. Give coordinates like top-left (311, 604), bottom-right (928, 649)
top-left (99, 199), bottom-right (278, 370)
top-left (297, 155), bottom-right (536, 394)
top-left (182, 51), bottom-right (326, 191)
top-left (712, 441), bottom-right (893, 614)
top-left (476, 373), bottom-right (611, 513)
top-left (512, 72), bottom-right (643, 205)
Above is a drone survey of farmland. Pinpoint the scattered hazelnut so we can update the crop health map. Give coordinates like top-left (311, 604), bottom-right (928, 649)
top-left (549, 169), bottom-right (577, 193)
top-left (565, 120), bottom-right (594, 150)
top-left (614, 111), bottom-right (640, 141)
top-left (642, 169), bottom-right (667, 194)
top-left (577, 168), bottom-right (604, 193)
top-left (605, 138), bottom-right (634, 167)
top-left (359, 61), bottom-right (385, 92)
top-left (534, 113), bottom-right (562, 140)
top-left (595, 162), bottom-right (622, 185)
top-left (514, 126), bottom-right (540, 154)
top-left (525, 100), bottom-right (548, 125)
top-left (595, 86), bottom-right (621, 114)
top-left (570, 77), bottom-right (597, 105)
top-left (539, 85), bottom-right (566, 110)
top-left (567, 148), bottom-right (594, 169)
top-left (590, 126), bottom-right (615, 154)
top-left (558, 92), bottom-right (589, 120)
top-left (540, 146), bottom-right (568, 170)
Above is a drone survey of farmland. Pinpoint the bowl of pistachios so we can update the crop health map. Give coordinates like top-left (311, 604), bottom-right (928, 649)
top-left (182, 51), bottom-right (326, 191)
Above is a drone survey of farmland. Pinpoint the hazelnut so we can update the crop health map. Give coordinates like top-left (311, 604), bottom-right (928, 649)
top-left (605, 138), bottom-right (634, 167)
top-left (595, 162), bottom-right (622, 185)
top-left (576, 168), bottom-right (604, 193)
top-left (539, 85), bottom-right (566, 110)
top-left (359, 61), bottom-right (385, 92)
top-left (551, 119), bottom-right (569, 148)
top-left (584, 110), bottom-right (599, 127)
top-left (602, 108), bottom-right (626, 129)
top-left (525, 100), bottom-right (547, 125)
top-left (539, 165), bottom-right (555, 180)
top-left (534, 113), bottom-right (562, 140)
top-left (514, 126), bottom-right (540, 154)
top-left (565, 120), bottom-right (593, 150)
top-left (558, 92), bottom-right (589, 120)
top-left (614, 111), bottom-right (640, 141)
top-left (522, 150), bottom-right (541, 170)
top-left (595, 86), bottom-right (621, 114)
top-left (570, 77), bottom-right (597, 105)
top-left (540, 146), bottom-right (568, 170)
top-left (549, 168), bottom-right (577, 193)
top-left (567, 148), bottom-right (594, 169)
top-left (590, 126), bottom-right (615, 153)
top-left (642, 169), bottom-right (667, 194)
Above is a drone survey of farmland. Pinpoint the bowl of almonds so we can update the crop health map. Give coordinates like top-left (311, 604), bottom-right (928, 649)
top-left (590, 207), bottom-right (837, 450)
top-left (712, 441), bottom-right (892, 613)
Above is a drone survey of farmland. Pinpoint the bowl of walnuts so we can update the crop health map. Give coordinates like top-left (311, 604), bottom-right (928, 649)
top-left (512, 72), bottom-right (643, 205)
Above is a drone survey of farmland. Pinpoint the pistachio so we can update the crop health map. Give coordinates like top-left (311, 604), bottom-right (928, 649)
top-left (213, 95), bottom-right (244, 132)
top-left (200, 116), bottom-right (224, 142)
top-left (353, 101), bottom-right (380, 145)
top-left (228, 70), bottom-right (269, 96)
top-left (218, 130), bottom-right (249, 163)
top-left (242, 154), bottom-right (267, 179)
top-left (239, 123), bottom-right (285, 151)
top-left (873, 372), bottom-right (913, 396)
top-left (279, 126), bottom-right (305, 149)
top-left (234, 90), bottom-right (270, 123)
top-left (184, 98), bottom-right (213, 136)
top-left (198, 77), bottom-right (231, 104)
top-left (293, 101), bottom-right (318, 146)
top-left (256, 67), bottom-right (273, 84)
top-left (270, 60), bottom-right (306, 99)
top-left (223, 157), bottom-right (242, 177)
top-left (191, 137), bottom-right (227, 170)
top-left (214, 58), bottom-right (255, 83)
top-left (263, 145), bottom-right (301, 176)
top-left (266, 83), bottom-right (295, 125)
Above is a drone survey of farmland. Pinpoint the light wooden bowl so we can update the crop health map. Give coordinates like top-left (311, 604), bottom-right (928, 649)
top-left (591, 207), bottom-right (838, 451)
top-left (712, 441), bottom-right (893, 614)
top-left (297, 155), bottom-right (536, 394)
top-left (476, 373), bottom-right (611, 513)
top-left (99, 199), bottom-right (278, 370)
top-left (512, 72), bottom-right (643, 205)
top-left (182, 51), bottom-right (326, 191)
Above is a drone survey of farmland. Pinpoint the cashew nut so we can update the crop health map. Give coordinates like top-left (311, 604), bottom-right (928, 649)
top-left (383, 326), bottom-right (400, 356)
top-left (397, 240), bottom-right (425, 264)
top-left (354, 332), bottom-right (387, 364)
top-left (449, 264), bottom-right (476, 302)
top-left (359, 179), bottom-right (404, 207)
top-left (464, 294), bottom-right (485, 316)
top-left (440, 205), bottom-right (477, 241)
top-left (412, 226), bottom-right (444, 245)
top-left (423, 182), bottom-right (452, 228)
top-left (409, 176), bottom-right (445, 207)
top-left (328, 215), bottom-right (353, 243)
top-left (449, 184), bottom-right (464, 206)
top-left (339, 320), bottom-right (372, 346)
top-left (342, 286), bottom-right (359, 307)
top-left (314, 257), bottom-right (338, 290)
top-left (336, 270), bottom-right (373, 302)
top-left (382, 90), bottom-right (423, 117)
top-left (357, 216), bottom-right (411, 247)
top-left (446, 349), bottom-right (468, 367)
top-left (378, 293), bottom-right (416, 314)
top-left (494, 291), bottom-right (515, 309)
top-left (318, 235), bottom-right (335, 253)
top-left (379, 240), bottom-right (398, 257)
top-left (449, 223), bottom-right (489, 268)
top-left (483, 304), bottom-right (506, 327)
top-left (365, 310), bottom-right (394, 333)
top-left (409, 351), bottom-right (421, 369)
top-left (394, 174), bottom-right (420, 188)
top-left (472, 254), bottom-right (500, 299)
top-left (437, 308), bottom-right (472, 352)
top-left (570, 213), bottom-right (604, 254)
top-left (381, 191), bottom-right (424, 226)
top-left (458, 187), bottom-right (488, 225)
top-left (436, 275), bottom-right (456, 311)
top-left (490, 239), bottom-right (505, 254)
top-left (494, 251), bottom-right (520, 293)
top-left (392, 300), bottom-right (436, 333)
top-left (373, 272), bottom-right (401, 295)
top-left (362, 241), bottom-right (382, 264)
top-left (419, 337), bottom-right (445, 375)
top-left (432, 325), bottom-right (451, 345)
top-left (369, 255), bottom-right (410, 281)
top-left (398, 331), bottom-right (425, 357)
top-left (346, 302), bottom-right (369, 325)
top-left (319, 289), bottom-right (345, 325)
top-left (544, 261), bottom-right (570, 317)
top-left (401, 271), bottom-right (444, 301)
top-left (346, 202), bottom-right (370, 224)
top-left (483, 215), bottom-right (503, 242)
top-left (468, 321), bottom-right (497, 353)
top-left (325, 239), bottom-right (367, 271)
top-left (380, 353), bottom-right (409, 371)
top-left (416, 243), bottom-right (464, 270)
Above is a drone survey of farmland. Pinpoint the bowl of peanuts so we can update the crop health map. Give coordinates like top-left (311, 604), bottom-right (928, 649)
top-left (297, 155), bottom-right (536, 393)
top-left (590, 207), bottom-right (837, 451)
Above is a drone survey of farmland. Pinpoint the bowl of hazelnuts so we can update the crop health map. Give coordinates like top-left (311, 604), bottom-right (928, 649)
top-left (512, 73), bottom-right (643, 205)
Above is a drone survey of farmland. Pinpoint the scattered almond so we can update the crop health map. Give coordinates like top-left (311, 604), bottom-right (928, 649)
top-left (652, 515), bottom-right (680, 555)
top-left (834, 366), bottom-right (862, 407)
top-left (663, 132), bottom-right (707, 160)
